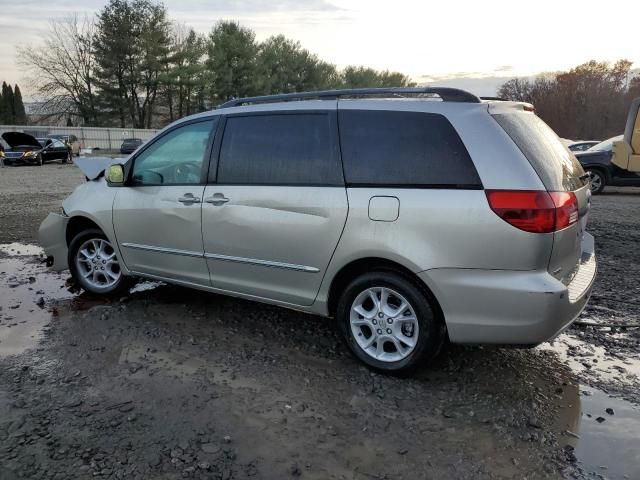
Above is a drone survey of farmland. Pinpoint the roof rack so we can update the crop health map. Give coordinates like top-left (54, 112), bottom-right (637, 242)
top-left (218, 87), bottom-right (481, 108)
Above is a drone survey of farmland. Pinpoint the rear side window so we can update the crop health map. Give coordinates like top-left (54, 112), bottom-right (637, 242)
top-left (338, 110), bottom-right (480, 187)
top-left (217, 113), bottom-right (342, 185)
top-left (492, 112), bottom-right (586, 191)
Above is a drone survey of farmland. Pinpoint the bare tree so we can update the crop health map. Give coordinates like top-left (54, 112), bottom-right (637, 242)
top-left (17, 15), bottom-right (99, 125)
top-left (498, 60), bottom-right (635, 140)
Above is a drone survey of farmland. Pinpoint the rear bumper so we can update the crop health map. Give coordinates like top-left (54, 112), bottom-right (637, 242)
top-left (38, 213), bottom-right (70, 271)
top-left (419, 233), bottom-right (596, 345)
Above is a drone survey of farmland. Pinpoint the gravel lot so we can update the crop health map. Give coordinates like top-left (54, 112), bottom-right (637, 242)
top-left (1, 163), bottom-right (639, 480)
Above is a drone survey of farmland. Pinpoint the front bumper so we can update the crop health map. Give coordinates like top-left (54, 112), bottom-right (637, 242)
top-left (419, 233), bottom-right (597, 345)
top-left (38, 213), bottom-right (70, 271)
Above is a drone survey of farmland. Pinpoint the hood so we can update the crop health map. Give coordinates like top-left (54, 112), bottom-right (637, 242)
top-left (73, 156), bottom-right (121, 180)
top-left (1, 132), bottom-right (42, 149)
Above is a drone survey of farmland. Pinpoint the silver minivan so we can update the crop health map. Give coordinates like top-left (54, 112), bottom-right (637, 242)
top-left (39, 87), bottom-right (597, 372)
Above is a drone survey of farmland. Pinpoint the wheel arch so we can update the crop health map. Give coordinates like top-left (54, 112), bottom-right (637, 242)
top-left (326, 257), bottom-right (445, 322)
top-left (584, 164), bottom-right (610, 181)
top-left (65, 215), bottom-right (104, 246)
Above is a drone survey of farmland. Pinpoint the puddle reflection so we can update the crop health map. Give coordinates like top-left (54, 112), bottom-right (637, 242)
top-left (557, 384), bottom-right (640, 479)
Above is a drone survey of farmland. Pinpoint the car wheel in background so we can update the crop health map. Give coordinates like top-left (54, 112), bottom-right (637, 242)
top-left (63, 152), bottom-right (71, 164)
top-left (588, 169), bottom-right (606, 194)
top-left (36, 154), bottom-right (43, 166)
top-left (68, 229), bottom-right (131, 296)
top-left (336, 271), bottom-right (446, 373)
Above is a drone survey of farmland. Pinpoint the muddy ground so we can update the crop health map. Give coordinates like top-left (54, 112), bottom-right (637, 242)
top-left (0, 163), bottom-right (639, 480)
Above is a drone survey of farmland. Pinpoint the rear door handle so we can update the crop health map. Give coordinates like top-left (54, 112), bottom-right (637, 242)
top-left (204, 193), bottom-right (230, 206)
top-left (178, 193), bottom-right (201, 205)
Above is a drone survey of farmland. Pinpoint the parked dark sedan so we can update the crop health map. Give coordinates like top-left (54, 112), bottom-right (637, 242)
top-left (568, 140), bottom-right (600, 152)
top-left (1, 132), bottom-right (72, 166)
top-left (575, 135), bottom-right (640, 194)
top-left (120, 138), bottom-right (143, 154)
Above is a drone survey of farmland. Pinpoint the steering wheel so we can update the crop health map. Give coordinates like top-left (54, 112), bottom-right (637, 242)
top-left (173, 162), bottom-right (201, 183)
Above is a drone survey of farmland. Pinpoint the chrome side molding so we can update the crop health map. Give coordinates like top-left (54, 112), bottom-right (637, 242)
top-left (121, 242), bottom-right (202, 258)
top-left (204, 252), bottom-right (319, 273)
top-left (121, 242), bottom-right (319, 273)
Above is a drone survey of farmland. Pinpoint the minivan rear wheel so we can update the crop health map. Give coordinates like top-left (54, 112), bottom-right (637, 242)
top-left (336, 271), bottom-right (445, 373)
top-left (68, 229), bottom-right (130, 296)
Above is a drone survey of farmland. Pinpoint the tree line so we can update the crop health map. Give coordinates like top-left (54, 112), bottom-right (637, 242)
top-left (0, 82), bottom-right (27, 125)
top-left (18, 0), bottom-right (414, 129)
top-left (498, 60), bottom-right (640, 140)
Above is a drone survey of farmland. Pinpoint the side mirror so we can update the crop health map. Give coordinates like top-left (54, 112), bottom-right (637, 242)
top-left (106, 164), bottom-right (125, 185)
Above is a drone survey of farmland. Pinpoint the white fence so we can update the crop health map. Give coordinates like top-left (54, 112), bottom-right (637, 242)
top-left (0, 125), bottom-right (160, 151)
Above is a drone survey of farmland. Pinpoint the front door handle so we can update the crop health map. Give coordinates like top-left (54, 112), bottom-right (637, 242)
top-left (178, 193), bottom-right (201, 205)
top-left (204, 193), bottom-right (230, 206)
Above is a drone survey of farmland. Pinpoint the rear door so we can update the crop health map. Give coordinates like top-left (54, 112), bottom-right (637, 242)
top-left (491, 109), bottom-right (591, 283)
top-left (202, 107), bottom-right (348, 306)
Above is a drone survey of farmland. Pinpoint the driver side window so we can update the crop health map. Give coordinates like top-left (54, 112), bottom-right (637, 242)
top-left (131, 119), bottom-right (216, 186)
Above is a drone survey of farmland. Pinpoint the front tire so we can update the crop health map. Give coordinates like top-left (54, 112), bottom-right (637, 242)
top-left (68, 229), bottom-right (130, 296)
top-left (36, 154), bottom-right (43, 166)
top-left (588, 169), bottom-right (606, 194)
top-left (336, 271), bottom-right (445, 373)
top-left (63, 152), bottom-right (71, 164)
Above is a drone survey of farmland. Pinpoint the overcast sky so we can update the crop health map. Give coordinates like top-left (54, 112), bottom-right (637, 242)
top-left (1, 0), bottom-right (639, 97)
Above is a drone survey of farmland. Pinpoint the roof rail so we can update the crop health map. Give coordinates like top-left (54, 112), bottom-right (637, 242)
top-left (218, 87), bottom-right (481, 108)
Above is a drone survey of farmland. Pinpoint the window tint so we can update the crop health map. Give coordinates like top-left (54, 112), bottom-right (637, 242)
top-left (338, 110), bottom-right (480, 187)
top-left (217, 114), bottom-right (342, 185)
top-left (493, 113), bottom-right (586, 191)
top-left (132, 119), bottom-right (215, 186)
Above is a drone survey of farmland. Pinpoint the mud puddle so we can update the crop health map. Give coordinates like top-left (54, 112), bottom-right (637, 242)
top-left (544, 333), bottom-right (640, 381)
top-left (0, 255), bottom-right (75, 357)
top-left (0, 243), bottom-right (163, 358)
top-left (542, 332), bottom-right (640, 478)
top-left (556, 384), bottom-right (640, 479)
top-left (0, 242), bottom-right (45, 257)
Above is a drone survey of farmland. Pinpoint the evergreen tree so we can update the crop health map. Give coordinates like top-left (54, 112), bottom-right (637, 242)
top-left (0, 82), bottom-right (14, 124)
top-left (206, 21), bottom-right (260, 103)
top-left (13, 84), bottom-right (27, 124)
top-left (257, 35), bottom-right (339, 94)
top-left (94, 0), bottom-right (171, 128)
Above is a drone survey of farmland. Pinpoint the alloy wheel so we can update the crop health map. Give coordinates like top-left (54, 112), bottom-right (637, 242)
top-left (350, 287), bottom-right (419, 362)
top-left (589, 171), bottom-right (602, 193)
top-left (75, 238), bottom-right (121, 289)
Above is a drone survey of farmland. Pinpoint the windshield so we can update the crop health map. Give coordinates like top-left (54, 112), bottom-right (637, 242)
top-left (587, 135), bottom-right (623, 152)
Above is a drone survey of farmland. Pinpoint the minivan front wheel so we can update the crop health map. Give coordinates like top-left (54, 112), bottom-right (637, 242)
top-left (68, 229), bottom-right (129, 295)
top-left (337, 272), bottom-right (445, 373)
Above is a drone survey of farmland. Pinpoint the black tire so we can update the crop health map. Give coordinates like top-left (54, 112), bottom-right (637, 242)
top-left (588, 168), bottom-right (606, 194)
top-left (36, 154), bottom-right (43, 166)
top-left (62, 152), bottom-right (71, 164)
top-left (68, 229), bottom-right (131, 296)
top-left (336, 271), bottom-right (446, 373)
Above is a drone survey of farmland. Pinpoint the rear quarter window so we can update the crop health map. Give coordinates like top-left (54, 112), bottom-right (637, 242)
top-left (338, 110), bottom-right (481, 187)
top-left (492, 112), bottom-right (586, 192)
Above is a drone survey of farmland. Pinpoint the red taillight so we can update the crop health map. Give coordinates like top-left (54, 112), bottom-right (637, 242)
top-left (485, 190), bottom-right (578, 233)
